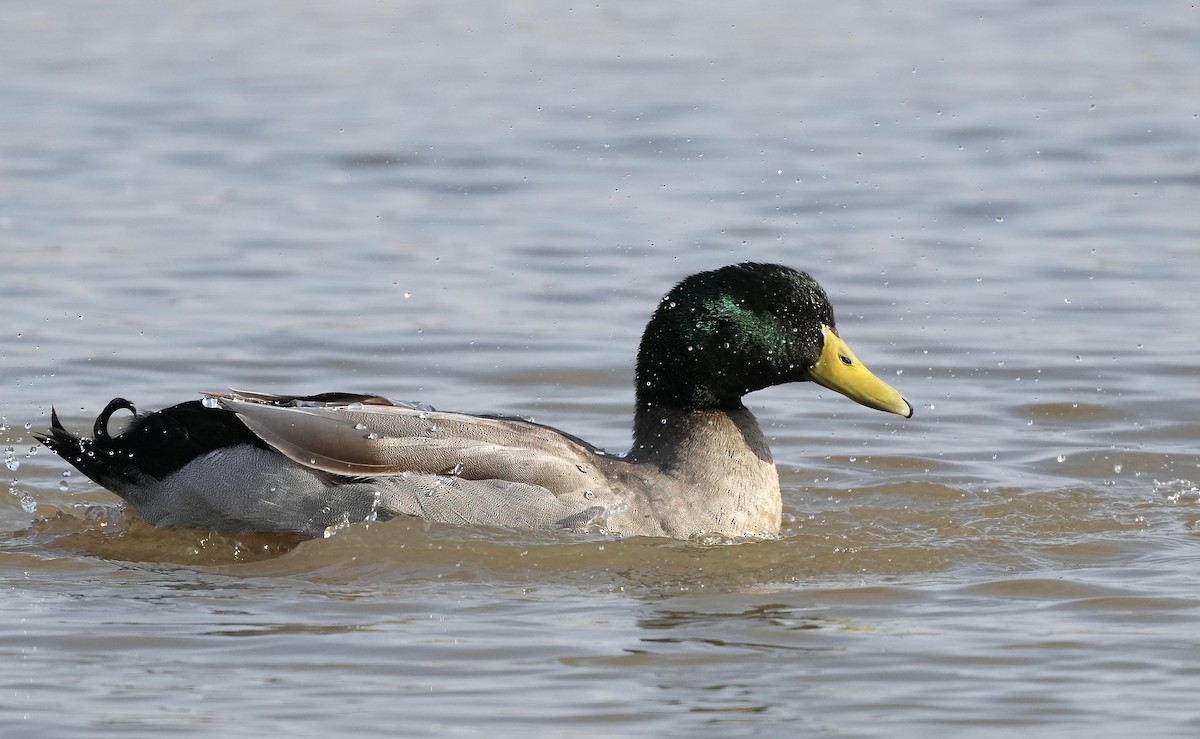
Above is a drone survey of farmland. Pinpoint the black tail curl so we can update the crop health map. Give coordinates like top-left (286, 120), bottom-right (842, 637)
top-left (93, 397), bottom-right (137, 440)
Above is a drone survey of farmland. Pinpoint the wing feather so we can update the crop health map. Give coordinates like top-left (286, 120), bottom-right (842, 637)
top-left (213, 393), bottom-right (603, 496)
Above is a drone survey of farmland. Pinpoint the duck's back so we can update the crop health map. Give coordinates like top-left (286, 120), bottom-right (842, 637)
top-left (38, 393), bottom-right (622, 537)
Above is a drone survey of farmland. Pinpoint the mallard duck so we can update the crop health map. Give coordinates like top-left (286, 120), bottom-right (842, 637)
top-left (37, 263), bottom-right (911, 540)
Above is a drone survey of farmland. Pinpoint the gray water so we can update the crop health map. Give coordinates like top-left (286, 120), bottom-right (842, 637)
top-left (3, 1), bottom-right (1200, 736)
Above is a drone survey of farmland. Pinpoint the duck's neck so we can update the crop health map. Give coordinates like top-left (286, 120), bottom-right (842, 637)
top-left (630, 403), bottom-right (774, 470)
top-left (631, 330), bottom-right (772, 469)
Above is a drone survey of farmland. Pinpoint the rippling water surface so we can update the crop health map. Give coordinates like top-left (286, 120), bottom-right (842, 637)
top-left (4, 1), bottom-right (1200, 735)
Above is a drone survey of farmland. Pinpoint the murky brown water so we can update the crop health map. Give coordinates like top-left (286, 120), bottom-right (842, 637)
top-left (4, 1), bottom-right (1200, 735)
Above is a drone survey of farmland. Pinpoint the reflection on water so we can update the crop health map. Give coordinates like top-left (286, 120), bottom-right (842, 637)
top-left (7, 473), bottom-right (1174, 591)
top-left (18, 508), bottom-right (303, 565)
top-left (4, 0), bottom-right (1200, 735)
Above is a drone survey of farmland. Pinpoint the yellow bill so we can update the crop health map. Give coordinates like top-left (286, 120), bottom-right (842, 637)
top-left (809, 325), bottom-right (913, 418)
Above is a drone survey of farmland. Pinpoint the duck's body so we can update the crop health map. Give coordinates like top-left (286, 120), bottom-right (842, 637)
top-left (38, 263), bottom-right (912, 540)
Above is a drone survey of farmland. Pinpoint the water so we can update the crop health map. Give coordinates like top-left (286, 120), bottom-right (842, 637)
top-left (3, 0), bottom-right (1200, 735)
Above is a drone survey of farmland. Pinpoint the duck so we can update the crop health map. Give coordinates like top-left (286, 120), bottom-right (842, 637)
top-left (36, 262), bottom-right (912, 541)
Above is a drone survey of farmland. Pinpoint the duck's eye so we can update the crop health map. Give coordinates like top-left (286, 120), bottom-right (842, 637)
top-left (839, 354), bottom-right (853, 366)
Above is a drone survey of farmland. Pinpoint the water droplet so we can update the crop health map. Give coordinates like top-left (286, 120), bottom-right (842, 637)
top-left (1113, 464), bottom-right (1122, 474)
top-left (583, 490), bottom-right (596, 500)
top-left (1056, 454), bottom-right (1066, 463)
top-left (201, 396), bottom-right (219, 409)
top-left (354, 423), bottom-right (368, 431)
top-left (58, 480), bottom-right (69, 492)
